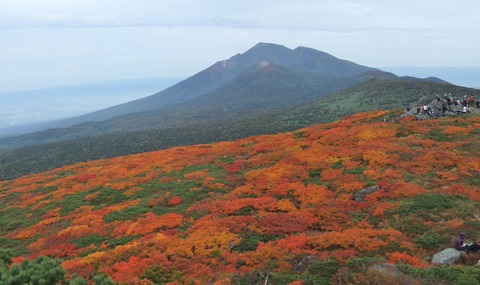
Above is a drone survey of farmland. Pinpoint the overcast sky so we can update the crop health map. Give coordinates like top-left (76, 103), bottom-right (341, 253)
top-left (1, 0), bottom-right (479, 92)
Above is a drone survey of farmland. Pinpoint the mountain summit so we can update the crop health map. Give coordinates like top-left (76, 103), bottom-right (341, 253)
top-left (42, 43), bottom-right (383, 126)
top-left (237, 42), bottom-right (375, 77)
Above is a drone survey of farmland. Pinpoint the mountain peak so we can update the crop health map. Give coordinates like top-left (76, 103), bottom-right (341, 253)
top-left (250, 42), bottom-right (289, 50)
top-left (239, 42), bottom-right (292, 60)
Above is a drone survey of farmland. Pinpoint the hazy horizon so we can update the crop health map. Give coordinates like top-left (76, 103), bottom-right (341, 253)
top-left (1, 0), bottom-right (479, 92)
top-left (0, 77), bottom-right (183, 132)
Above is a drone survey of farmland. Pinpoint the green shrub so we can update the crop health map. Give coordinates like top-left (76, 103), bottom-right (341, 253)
top-left (233, 232), bottom-right (278, 253)
top-left (307, 258), bottom-right (339, 279)
top-left (92, 274), bottom-right (116, 285)
top-left (416, 233), bottom-right (447, 250)
top-left (0, 255), bottom-right (66, 285)
top-left (140, 266), bottom-right (182, 284)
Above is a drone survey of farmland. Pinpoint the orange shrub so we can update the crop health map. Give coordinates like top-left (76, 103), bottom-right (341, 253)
top-left (168, 196), bottom-right (183, 207)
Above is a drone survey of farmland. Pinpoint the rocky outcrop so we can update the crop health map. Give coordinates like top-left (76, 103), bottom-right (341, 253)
top-left (401, 95), bottom-right (479, 121)
top-left (370, 263), bottom-right (403, 277)
top-left (431, 248), bottom-right (462, 266)
top-left (353, 185), bottom-right (380, 202)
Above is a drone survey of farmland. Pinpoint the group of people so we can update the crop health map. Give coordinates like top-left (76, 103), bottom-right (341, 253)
top-left (443, 93), bottom-right (480, 115)
top-left (442, 93), bottom-right (480, 109)
top-left (454, 232), bottom-right (480, 253)
top-left (417, 105), bottom-right (435, 116)
top-left (416, 93), bottom-right (480, 117)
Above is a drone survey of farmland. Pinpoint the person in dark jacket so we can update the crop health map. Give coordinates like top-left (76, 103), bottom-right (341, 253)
top-left (454, 233), bottom-right (468, 251)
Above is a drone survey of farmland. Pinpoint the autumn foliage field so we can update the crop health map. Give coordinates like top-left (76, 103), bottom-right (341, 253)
top-left (1, 110), bottom-right (480, 284)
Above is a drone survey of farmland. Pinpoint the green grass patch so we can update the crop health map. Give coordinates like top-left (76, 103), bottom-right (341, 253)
top-left (71, 234), bottom-right (140, 250)
top-left (424, 129), bottom-right (453, 142)
top-left (397, 193), bottom-right (466, 215)
top-left (404, 265), bottom-right (480, 285)
top-left (89, 188), bottom-right (127, 209)
top-left (32, 186), bottom-right (57, 194)
top-left (57, 191), bottom-right (91, 216)
top-left (71, 234), bottom-right (106, 248)
top-left (0, 207), bottom-right (34, 236)
top-left (103, 205), bottom-right (150, 223)
top-left (0, 237), bottom-right (20, 251)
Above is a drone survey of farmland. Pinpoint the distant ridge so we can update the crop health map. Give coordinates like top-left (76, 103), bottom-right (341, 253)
top-left (383, 66), bottom-right (480, 88)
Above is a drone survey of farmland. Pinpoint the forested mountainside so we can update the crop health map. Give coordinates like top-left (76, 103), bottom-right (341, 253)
top-left (0, 77), bottom-right (478, 181)
top-left (0, 43), bottom-right (394, 151)
top-left (1, 110), bottom-right (480, 284)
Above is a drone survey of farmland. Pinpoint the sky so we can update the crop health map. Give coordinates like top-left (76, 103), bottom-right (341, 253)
top-left (1, 0), bottom-right (479, 92)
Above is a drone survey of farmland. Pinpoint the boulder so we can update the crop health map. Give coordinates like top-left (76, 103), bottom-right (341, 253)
top-left (431, 248), bottom-right (462, 266)
top-left (353, 185), bottom-right (380, 202)
top-left (429, 99), bottom-right (445, 116)
top-left (370, 263), bottom-right (403, 277)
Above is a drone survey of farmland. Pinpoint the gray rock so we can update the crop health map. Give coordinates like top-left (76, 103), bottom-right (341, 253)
top-left (429, 100), bottom-right (445, 116)
top-left (353, 185), bottom-right (380, 202)
top-left (370, 263), bottom-right (403, 277)
top-left (431, 248), bottom-right (462, 266)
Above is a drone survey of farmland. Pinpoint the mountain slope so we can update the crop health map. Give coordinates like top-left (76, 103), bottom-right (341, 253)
top-left (0, 78), bottom-right (478, 181)
top-left (251, 76), bottom-right (477, 130)
top-left (0, 42), bottom-right (391, 149)
top-left (100, 62), bottom-right (391, 131)
top-left (1, 110), bottom-right (479, 284)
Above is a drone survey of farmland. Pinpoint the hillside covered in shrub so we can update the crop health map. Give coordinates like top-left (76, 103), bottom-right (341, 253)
top-left (1, 110), bottom-right (480, 284)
